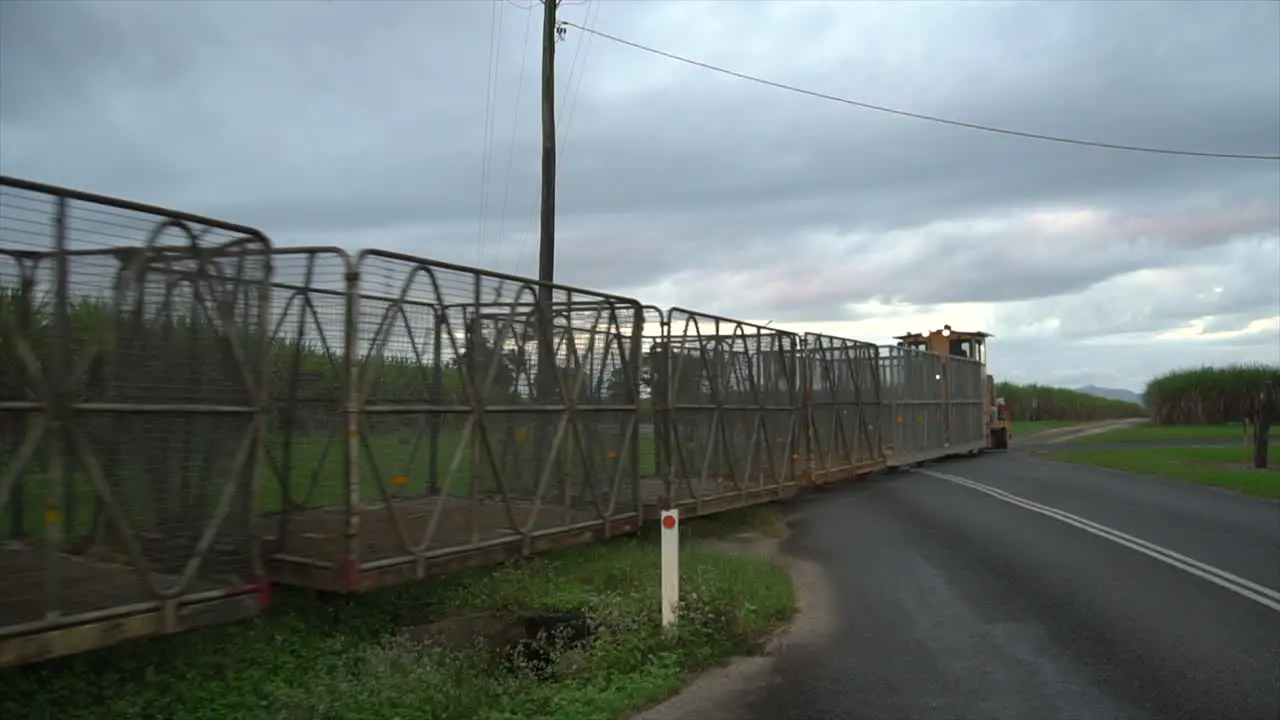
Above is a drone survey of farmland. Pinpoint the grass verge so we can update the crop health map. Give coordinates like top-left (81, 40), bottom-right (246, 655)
top-left (1044, 445), bottom-right (1280, 499)
top-left (1012, 420), bottom-right (1081, 438)
top-left (1064, 422), bottom-right (1255, 444)
top-left (1, 507), bottom-right (796, 720)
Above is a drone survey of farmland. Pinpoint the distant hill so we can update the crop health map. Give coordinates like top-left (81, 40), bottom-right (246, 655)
top-left (1076, 385), bottom-right (1144, 406)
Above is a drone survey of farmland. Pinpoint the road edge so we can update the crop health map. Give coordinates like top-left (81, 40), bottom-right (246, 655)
top-left (630, 533), bottom-right (837, 720)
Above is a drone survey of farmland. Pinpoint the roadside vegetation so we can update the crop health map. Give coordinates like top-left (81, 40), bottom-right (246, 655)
top-left (995, 382), bottom-right (1145, 422)
top-left (1045, 365), bottom-right (1279, 495)
top-left (0, 508), bottom-right (796, 720)
top-left (1046, 445), bottom-right (1279, 499)
top-left (1141, 364), bottom-right (1276, 470)
top-left (1065, 423), bottom-right (1256, 445)
top-left (1143, 364), bottom-right (1280, 426)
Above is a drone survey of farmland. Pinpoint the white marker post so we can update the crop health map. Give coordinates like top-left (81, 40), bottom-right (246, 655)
top-left (660, 509), bottom-right (680, 628)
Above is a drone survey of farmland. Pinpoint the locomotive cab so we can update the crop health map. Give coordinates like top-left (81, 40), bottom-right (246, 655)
top-left (893, 325), bottom-right (1010, 450)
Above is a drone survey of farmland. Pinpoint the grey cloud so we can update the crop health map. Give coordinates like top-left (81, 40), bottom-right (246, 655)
top-left (988, 238), bottom-right (1280, 340)
top-left (992, 331), bottom-right (1280, 394)
top-left (1199, 314), bottom-right (1278, 336)
top-left (2, 0), bottom-right (1278, 388)
top-left (4, 1), bottom-right (1277, 232)
top-left (643, 204), bottom-right (1279, 323)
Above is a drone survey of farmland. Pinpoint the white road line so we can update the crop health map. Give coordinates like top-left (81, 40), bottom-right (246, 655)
top-left (916, 468), bottom-right (1280, 613)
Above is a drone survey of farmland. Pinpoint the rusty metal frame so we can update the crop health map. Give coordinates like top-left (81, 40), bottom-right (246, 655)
top-left (649, 308), bottom-right (801, 518)
top-left (251, 247), bottom-right (356, 570)
top-left (944, 355), bottom-right (987, 453)
top-left (800, 333), bottom-right (886, 484)
top-left (266, 248), bottom-right (646, 593)
top-left (0, 175), bottom-right (270, 667)
top-left (637, 305), bottom-right (671, 508)
top-left (879, 344), bottom-right (965, 467)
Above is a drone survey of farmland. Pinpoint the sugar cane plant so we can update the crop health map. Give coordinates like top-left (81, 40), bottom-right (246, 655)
top-left (1143, 364), bottom-right (1279, 425)
top-left (994, 382), bottom-right (1146, 422)
top-left (1144, 364), bottom-right (1279, 469)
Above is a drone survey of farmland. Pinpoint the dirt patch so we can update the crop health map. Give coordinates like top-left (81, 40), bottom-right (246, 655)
top-left (0, 542), bottom-right (240, 628)
top-left (398, 608), bottom-right (591, 679)
top-left (1016, 419), bottom-right (1145, 448)
top-left (689, 531), bottom-right (785, 563)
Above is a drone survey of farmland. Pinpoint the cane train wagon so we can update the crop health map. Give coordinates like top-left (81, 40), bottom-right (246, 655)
top-left (0, 174), bottom-right (1015, 667)
top-left (893, 325), bottom-right (1012, 451)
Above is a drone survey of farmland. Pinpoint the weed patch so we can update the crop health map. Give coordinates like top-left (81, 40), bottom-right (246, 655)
top-left (1, 510), bottom-right (795, 720)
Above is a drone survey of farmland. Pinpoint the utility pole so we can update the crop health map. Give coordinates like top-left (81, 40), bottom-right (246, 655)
top-left (535, 0), bottom-right (561, 485)
top-left (537, 0), bottom-right (558, 304)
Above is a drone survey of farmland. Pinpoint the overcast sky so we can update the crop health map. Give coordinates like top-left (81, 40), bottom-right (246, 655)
top-left (2, 0), bottom-right (1278, 391)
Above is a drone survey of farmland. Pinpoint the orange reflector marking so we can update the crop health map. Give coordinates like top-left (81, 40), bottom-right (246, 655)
top-left (391, 475), bottom-right (409, 486)
top-left (661, 514), bottom-right (677, 530)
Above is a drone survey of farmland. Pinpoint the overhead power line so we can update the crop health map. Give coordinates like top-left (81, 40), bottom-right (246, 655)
top-left (492, 0), bottom-right (538, 270)
top-left (513, 0), bottom-right (603, 278)
top-left (475, 0), bottom-right (506, 265)
top-left (561, 21), bottom-right (1280, 162)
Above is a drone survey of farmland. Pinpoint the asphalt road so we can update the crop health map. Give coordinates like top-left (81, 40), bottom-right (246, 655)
top-left (680, 452), bottom-right (1280, 720)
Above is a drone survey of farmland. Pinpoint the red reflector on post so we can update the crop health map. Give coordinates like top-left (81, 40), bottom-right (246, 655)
top-left (660, 509), bottom-right (680, 628)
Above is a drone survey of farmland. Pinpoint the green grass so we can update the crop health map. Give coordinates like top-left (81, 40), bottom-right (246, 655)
top-left (274, 428), bottom-right (660, 510)
top-left (2, 429), bottom-right (661, 538)
top-left (1045, 445), bottom-right (1280, 499)
top-left (1065, 422), bottom-right (1255, 445)
top-left (0, 507), bottom-right (796, 720)
top-left (1012, 420), bottom-right (1081, 438)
